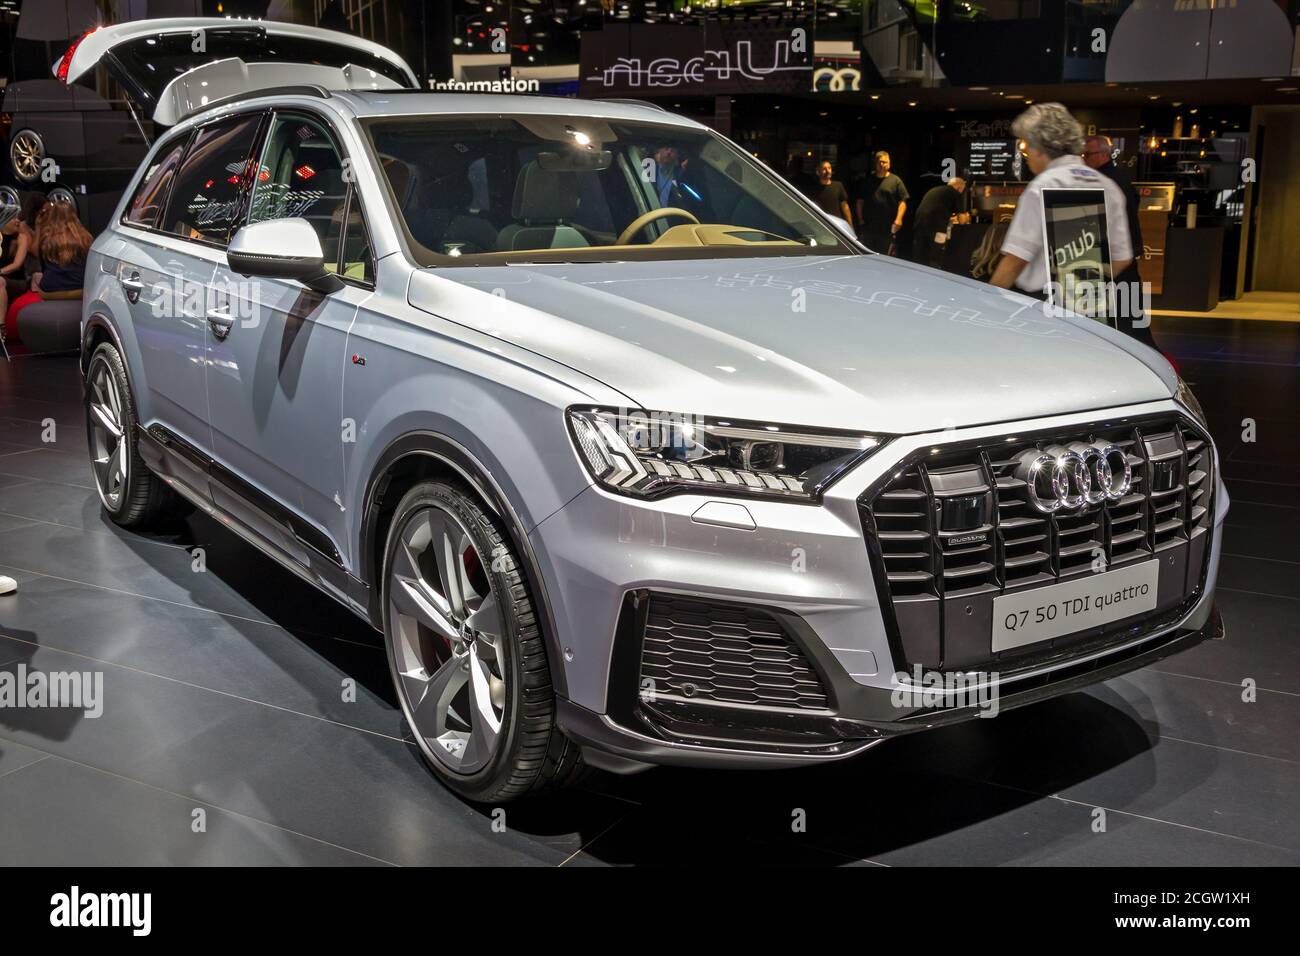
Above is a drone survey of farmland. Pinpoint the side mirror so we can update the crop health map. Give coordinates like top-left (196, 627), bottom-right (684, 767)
top-left (227, 218), bottom-right (342, 294)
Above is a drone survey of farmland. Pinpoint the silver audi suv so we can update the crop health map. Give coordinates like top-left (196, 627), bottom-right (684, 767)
top-left (77, 19), bottom-right (1225, 801)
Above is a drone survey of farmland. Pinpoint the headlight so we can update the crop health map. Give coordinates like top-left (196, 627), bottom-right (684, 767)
top-left (1175, 376), bottom-right (1208, 429)
top-left (567, 407), bottom-right (884, 501)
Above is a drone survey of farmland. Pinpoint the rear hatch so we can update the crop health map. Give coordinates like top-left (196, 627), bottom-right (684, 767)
top-left (55, 17), bottom-right (418, 126)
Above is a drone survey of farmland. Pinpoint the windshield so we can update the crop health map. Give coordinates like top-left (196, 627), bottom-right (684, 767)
top-left (364, 115), bottom-right (852, 264)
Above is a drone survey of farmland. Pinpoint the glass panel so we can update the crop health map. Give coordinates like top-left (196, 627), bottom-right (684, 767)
top-left (159, 114), bottom-right (263, 246)
top-left (124, 134), bottom-right (189, 229)
top-left (368, 115), bottom-right (848, 264)
top-left (340, 196), bottom-right (376, 284)
top-left (248, 114), bottom-right (350, 271)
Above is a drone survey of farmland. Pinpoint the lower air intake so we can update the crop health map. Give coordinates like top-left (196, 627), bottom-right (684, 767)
top-left (638, 595), bottom-right (831, 712)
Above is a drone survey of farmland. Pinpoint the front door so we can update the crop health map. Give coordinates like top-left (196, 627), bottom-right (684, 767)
top-left (204, 111), bottom-right (367, 585)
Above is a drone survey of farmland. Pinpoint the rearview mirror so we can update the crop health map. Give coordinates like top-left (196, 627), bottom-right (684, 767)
top-left (227, 218), bottom-right (342, 294)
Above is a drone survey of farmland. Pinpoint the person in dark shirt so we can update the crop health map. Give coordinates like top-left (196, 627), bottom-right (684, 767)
top-left (1083, 134), bottom-right (1153, 345)
top-left (810, 160), bottom-right (853, 228)
top-left (854, 151), bottom-right (909, 255)
top-left (912, 177), bottom-right (968, 269)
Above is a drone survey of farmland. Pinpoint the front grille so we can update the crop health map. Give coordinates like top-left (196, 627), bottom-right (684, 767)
top-left (638, 595), bottom-right (831, 712)
top-left (860, 416), bottom-right (1213, 671)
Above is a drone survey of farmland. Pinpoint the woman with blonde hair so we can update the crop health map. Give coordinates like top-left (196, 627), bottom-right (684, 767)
top-left (4, 200), bottom-right (93, 340)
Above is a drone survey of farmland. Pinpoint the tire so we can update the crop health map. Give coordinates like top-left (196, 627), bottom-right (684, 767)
top-left (84, 342), bottom-right (174, 528)
top-left (381, 480), bottom-right (585, 802)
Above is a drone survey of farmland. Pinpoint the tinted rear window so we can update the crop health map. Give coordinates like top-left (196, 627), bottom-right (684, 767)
top-left (124, 134), bottom-right (190, 229)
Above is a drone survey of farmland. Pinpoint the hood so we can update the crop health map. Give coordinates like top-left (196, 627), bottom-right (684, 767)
top-left (408, 254), bottom-right (1176, 434)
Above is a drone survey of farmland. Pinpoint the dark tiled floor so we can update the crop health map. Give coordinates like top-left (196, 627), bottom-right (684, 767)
top-left (0, 316), bottom-right (1296, 866)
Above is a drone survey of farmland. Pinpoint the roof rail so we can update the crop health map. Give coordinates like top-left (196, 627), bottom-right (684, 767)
top-left (175, 84), bottom-right (332, 124)
top-left (598, 98), bottom-right (668, 112)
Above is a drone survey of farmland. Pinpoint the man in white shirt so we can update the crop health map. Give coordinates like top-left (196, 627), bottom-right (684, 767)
top-left (992, 103), bottom-right (1132, 298)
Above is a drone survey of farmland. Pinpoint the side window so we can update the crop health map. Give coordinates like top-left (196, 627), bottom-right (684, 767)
top-left (159, 113), bottom-right (263, 246)
top-left (247, 114), bottom-right (350, 270)
top-left (339, 195), bottom-right (375, 284)
top-left (124, 134), bottom-right (190, 229)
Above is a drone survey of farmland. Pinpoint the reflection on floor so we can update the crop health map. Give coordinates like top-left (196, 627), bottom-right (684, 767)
top-left (1153, 291), bottom-right (1300, 324)
top-left (0, 315), bottom-right (1297, 865)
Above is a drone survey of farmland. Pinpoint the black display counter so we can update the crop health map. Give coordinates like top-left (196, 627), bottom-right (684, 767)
top-left (1152, 227), bottom-right (1224, 313)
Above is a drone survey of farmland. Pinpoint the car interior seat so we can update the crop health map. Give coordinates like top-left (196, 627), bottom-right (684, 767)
top-left (438, 172), bottom-right (498, 255)
top-left (496, 162), bottom-right (588, 252)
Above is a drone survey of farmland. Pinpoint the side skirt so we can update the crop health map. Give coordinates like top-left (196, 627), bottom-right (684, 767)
top-left (137, 425), bottom-right (373, 626)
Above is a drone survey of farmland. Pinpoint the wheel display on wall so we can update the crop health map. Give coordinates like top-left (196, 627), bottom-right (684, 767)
top-left (10, 129), bottom-right (45, 183)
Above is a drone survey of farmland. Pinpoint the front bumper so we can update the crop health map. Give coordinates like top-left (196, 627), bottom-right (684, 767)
top-left (557, 602), bottom-right (1223, 770)
top-left (530, 399), bottom-right (1228, 769)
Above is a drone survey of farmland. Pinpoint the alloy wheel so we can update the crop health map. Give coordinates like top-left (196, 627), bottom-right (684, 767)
top-left (87, 358), bottom-right (128, 511)
top-left (10, 130), bottom-right (44, 183)
top-left (388, 504), bottom-right (509, 775)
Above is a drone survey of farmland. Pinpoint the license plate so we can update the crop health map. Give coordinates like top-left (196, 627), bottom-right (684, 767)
top-left (991, 559), bottom-right (1160, 653)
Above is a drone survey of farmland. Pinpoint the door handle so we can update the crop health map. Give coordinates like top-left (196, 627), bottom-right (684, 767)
top-left (206, 309), bottom-right (236, 341)
top-left (121, 272), bottom-right (143, 304)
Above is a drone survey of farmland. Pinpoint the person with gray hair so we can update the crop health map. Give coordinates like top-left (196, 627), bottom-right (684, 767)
top-left (992, 103), bottom-right (1133, 305)
top-left (1014, 102), bottom-right (1086, 159)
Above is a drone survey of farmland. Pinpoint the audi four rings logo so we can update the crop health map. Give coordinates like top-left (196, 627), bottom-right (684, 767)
top-left (1016, 443), bottom-right (1132, 513)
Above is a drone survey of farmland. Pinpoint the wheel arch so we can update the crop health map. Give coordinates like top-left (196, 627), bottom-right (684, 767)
top-left (81, 311), bottom-right (127, 381)
top-left (359, 430), bottom-right (569, 699)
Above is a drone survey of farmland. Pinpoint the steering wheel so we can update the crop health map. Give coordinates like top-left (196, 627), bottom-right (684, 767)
top-left (616, 207), bottom-right (701, 246)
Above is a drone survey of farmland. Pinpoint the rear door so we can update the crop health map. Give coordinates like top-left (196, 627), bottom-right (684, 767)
top-left (55, 17), bottom-right (417, 127)
top-left (113, 110), bottom-right (266, 466)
